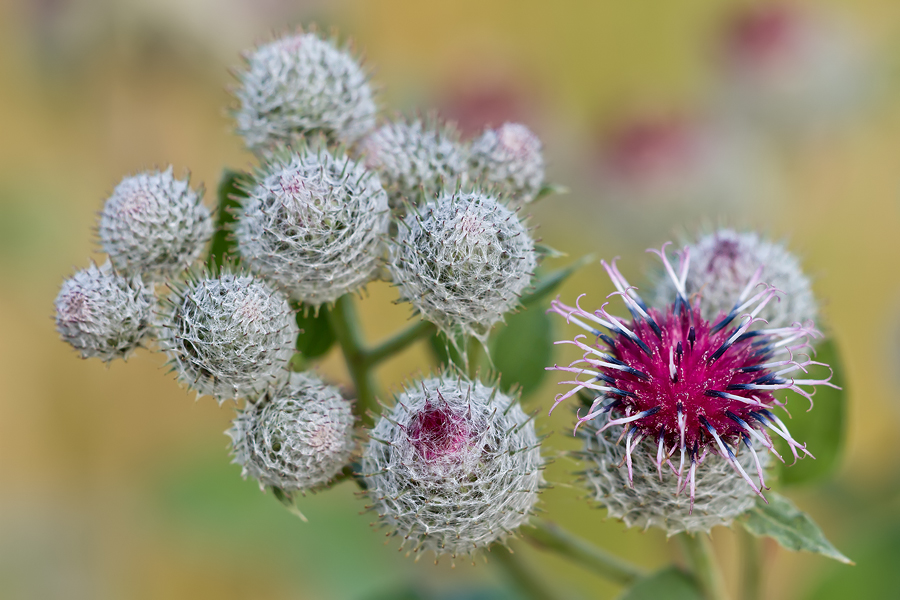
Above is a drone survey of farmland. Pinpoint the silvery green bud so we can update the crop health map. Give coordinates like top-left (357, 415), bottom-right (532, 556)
top-left (360, 116), bottom-right (468, 208)
top-left (235, 147), bottom-right (390, 306)
top-left (578, 414), bottom-right (769, 535)
top-left (361, 375), bottom-right (543, 559)
top-left (157, 270), bottom-right (297, 403)
top-left (387, 192), bottom-right (537, 343)
top-left (233, 32), bottom-right (377, 150)
top-left (469, 122), bottom-right (545, 207)
top-left (98, 167), bottom-right (212, 280)
top-left (55, 261), bottom-right (154, 362)
top-left (228, 371), bottom-right (355, 493)
top-left (653, 229), bottom-right (817, 328)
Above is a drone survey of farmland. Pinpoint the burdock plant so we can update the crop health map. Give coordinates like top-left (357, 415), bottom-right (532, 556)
top-left (54, 23), bottom-right (852, 600)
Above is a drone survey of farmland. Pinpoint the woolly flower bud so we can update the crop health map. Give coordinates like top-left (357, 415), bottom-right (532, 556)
top-left (360, 117), bottom-right (468, 208)
top-left (98, 167), bottom-right (212, 280)
top-left (469, 122), bottom-right (545, 207)
top-left (578, 414), bottom-right (769, 535)
top-left (55, 261), bottom-right (154, 362)
top-left (362, 375), bottom-right (543, 558)
top-left (387, 192), bottom-right (536, 343)
top-left (233, 32), bottom-right (376, 150)
top-left (653, 229), bottom-right (817, 329)
top-left (157, 271), bottom-right (297, 403)
top-left (228, 371), bottom-right (355, 493)
top-left (235, 147), bottom-right (390, 306)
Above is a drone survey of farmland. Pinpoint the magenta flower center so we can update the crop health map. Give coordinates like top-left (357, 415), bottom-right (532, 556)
top-left (407, 402), bottom-right (470, 463)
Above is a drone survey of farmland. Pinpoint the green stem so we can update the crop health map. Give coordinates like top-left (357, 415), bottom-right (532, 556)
top-left (467, 336), bottom-right (483, 379)
top-left (677, 533), bottom-right (729, 600)
top-left (491, 546), bottom-right (561, 600)
top-left (739, 527), bottom-right (761, 600)
top-left (328, 295), bottom-right (379, 428)
top-left (521, 519), bottom-right (645, 586)
top-left (364, 319), bottom-right (436, 367)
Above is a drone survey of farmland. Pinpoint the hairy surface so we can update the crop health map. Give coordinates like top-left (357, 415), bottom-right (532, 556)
top-left (362, 376), bottom-right (543, 559)
top-left (236, 148), bottom-right (390, 306)
top-left (229, 371), bottom-right (355, 492)
top-left (469, 122), bottom-right (545, 207)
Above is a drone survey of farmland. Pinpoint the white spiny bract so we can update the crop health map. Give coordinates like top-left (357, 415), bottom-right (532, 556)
top-left (235, 148), bottom-right (390, 306)
top-left (157, 271), bottom-right (297, 403)
top-left (578, 413), bottom-right (768, 535)
top-left (387, 192), bottom-right (536, 343)
top-left (360, 116), bottom-right (468, 208)
top-left (228, 371), bottom-right (355, 493)
top-left (54, 261), bottom-right (154, 362)
top-left (233, 32), bottom-right (376, 150)
top-left (361, 375), bottom-right (543, 559)
top-left (653, 229), bottom-right (817, 329)
top-left (469, 122), bottom-right (545, 208)
top-left (98, 168), bottom-right (212, 280)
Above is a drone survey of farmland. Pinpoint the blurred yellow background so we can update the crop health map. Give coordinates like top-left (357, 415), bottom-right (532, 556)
top-left (2, 0), bottom-right (900, 598)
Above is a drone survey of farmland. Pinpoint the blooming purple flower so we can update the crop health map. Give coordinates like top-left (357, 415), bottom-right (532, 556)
top-left (549, 242), bottom-right (838, 511)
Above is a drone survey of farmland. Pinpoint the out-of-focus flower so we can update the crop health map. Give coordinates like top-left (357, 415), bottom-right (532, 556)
top-left (470, 122), bottom-right (545, 208)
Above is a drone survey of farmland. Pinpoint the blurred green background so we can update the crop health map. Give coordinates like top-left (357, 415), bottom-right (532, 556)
top-left (2, 0), bottom-right (900, 598)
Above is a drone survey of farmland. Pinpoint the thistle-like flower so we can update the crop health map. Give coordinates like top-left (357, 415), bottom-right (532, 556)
top-left (654, 229), bottom-right (817, 330)
top-left (98, 167), bottom-right (212, 280)
top-left (469, 122), bottom-right (545, 207)
top-left (359, 116), bottom-right (468, 208)
top-left (235, 147), bottom-right (390, 306)
top-left (55, 261), bottom-right (154, 362)
top-left (549, 242), bottom-right (838, 510)
top-left (157, 270), bottom-right (298, 403)
top-left (387, 191), bottom-right (536, 344)
top-left (578, 412), bottom-right (769, 535)
top-left (233, 32), bottom-right (377, 150)
top-left (228, 371), bottom-right (355, 493)
top-left (361, 375), bottom-right (543, 560)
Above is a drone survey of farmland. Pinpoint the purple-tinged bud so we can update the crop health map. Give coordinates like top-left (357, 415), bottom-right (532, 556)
top-left (470, 122), bottom-right (545, 207)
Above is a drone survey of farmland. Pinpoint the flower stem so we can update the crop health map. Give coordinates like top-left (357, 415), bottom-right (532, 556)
top-left (467, 336), bottom-right (483, 379)
top-left (329, 294), bottom-right (378, 428)
top-left (521, 519), bottom-right (645, 586)
top-left (363, 319), bottom-right (436, 367)
top-left (491, 546), bottom-right (563, 600)
top-left (739, 528), bottom-right (761, 600)
top-left (677, 533), bottom-right (729, 600)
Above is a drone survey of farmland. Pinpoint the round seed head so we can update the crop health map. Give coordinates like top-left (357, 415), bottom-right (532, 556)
top-left (55, 261), bottom-right (154, 362)
top-left (235, 147), bottom-right (390, 306)
top-left (548, 242), bottom-right (836, 510)
top-left (229, 371), bottom-right (355, 492)
top-left (579, 413), bottom-right (769, 535)
top-left (233, 32), bottom-right (377, 150)
top-left (469, 122), bottom-right (545, 207)
top-left (361, 375), bottom-right (543, 558)
top-left (157, 270), bottom-right (298, 403)
top-left (387, 192), bottom-right (537, 343)
top-left (359, 116), bottom-right (468, 208)
top-left (98, 167), bottom-right (212, 280)
top-left (653, 229), bottom-right (817, 329)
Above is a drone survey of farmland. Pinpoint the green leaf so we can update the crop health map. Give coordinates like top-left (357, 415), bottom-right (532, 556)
top-left (739, 492), bottom-right (853, 564)
top-left (294, 302), bottom-right (336, 359)
top-left (617, 567), bottom-right (702, 600)
top-left (207, 168), bottom-right (250, 270)
top-left (490, 305), bottom-right (554, 398)
top-left (534, 182), bottom-right (569, 202)
top-left (521, 254), bottom-right (595, 308)
top-left (775, 337), bottom-right (847, 485)
top-left (534, 243), bottom-right (567, 259)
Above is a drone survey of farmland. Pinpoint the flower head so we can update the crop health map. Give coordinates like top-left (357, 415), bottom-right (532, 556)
top-left (359, 115), bottom-right (468, 208)
top-left (469, 122), bottom-right (545, 207)
top-left (387, 191), bottom-right (536, 344)
top-left (55, 261), bottom-right (154, 361)
top-left (98, 167), bottom-right (212, 280)
top-left (228, 371), bottom-right (355, 493)
top-left (361, 375), bottom-right (543, 560)
top-left (549, 242), bottom-right (838, 510)
top-left (157, 269), bottom-right (298, 403)
top-left (233, 32), bottom-right (377, 150)
top-left (235, 146), bottom-right (390, 306)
